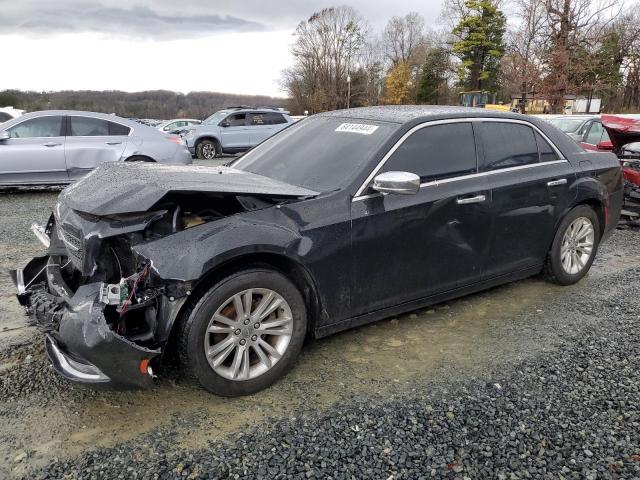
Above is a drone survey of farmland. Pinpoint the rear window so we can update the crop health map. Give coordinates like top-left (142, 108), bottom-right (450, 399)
top-left (478, 122), bottom-right (539, 171)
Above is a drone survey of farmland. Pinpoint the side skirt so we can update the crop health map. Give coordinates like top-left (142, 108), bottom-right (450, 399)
top-left (314, 265), bottom-right (543, 339)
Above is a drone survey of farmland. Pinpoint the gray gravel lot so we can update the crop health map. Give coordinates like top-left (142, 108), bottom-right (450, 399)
top-left (0, 181), bottom-right (639, 479)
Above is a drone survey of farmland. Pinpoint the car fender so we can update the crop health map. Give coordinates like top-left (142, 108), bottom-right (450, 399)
top-left (132, 215), bottom-right (305, 282)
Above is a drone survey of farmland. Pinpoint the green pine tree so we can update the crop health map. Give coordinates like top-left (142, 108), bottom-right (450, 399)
top-left (452, 0), bottom-right (506, 92)
top-left (416, 47), bottom-right (450, 104)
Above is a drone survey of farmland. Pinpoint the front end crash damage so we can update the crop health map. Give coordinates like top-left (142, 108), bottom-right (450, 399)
top-left (12, 162), bottom-right (317, 388)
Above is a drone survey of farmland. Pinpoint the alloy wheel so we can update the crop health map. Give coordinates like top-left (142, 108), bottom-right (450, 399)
top-left (560, 217), bottom-right (595, 275)
top-left (201, 143), bottom-right (216, 159)
top-left (204, 288), bottom-right (293, 381)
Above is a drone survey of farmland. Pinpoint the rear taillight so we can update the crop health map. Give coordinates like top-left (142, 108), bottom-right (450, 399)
top-left (166, 134), bottom-right (183, 145)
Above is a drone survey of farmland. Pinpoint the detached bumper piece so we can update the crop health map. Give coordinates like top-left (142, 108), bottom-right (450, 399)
top-left (13, 258), bottom-right (159, 390)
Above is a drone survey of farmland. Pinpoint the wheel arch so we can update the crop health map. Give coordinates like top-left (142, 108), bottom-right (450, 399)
top-left (195, 135), bottom-right (221, 149)
top-left (173, 252), bottom-right (323, 341)
top-left (124, 154), bottom-right (155, 162)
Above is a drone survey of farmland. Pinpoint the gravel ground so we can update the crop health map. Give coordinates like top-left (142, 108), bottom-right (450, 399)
top-left (1, 184), bottom-right (639, 479)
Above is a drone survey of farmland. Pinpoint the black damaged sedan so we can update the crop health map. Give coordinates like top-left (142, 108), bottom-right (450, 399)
top-left (13, 106), bottom-right (623, 396)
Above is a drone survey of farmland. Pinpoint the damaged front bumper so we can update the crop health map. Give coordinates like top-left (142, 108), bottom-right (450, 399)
top-left (12, 256), bottom-right (162, 389)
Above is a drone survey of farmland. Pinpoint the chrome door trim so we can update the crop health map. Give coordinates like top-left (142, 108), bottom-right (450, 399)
top-left (547, 178), bottom-right (568, 186)
top-left (353, 160), bottom-right (569, 202)
top-left (456, 194), bottom-right (486, 205)
top-left (352, 117), bottom-right (568, 200)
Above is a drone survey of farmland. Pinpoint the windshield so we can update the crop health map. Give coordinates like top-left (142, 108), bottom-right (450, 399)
top-left (233, 117), bottom-right (398, 192)
top-left (203, 111), bottom-right (231, 125)
top-left (549, 117), bottom-right (588, 133)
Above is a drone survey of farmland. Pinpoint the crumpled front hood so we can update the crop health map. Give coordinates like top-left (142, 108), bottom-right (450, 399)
top-left (59, 162), bottom-right (318, 216)
top-left (601, 115), bottom-right (640, 152)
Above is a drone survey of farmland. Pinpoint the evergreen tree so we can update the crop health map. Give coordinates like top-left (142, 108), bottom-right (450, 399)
top-left (416, 47), bottom-right (450, 104)
top-left (452, 0), bottom-right (506, 92)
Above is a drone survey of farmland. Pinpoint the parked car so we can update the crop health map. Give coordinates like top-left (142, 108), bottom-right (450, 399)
top-left (570, 117), bottom-right (613, 152)
top-left (157, 119), bottom-right (201, 134)
top-left (13, 106), bottom-right (622, 396)
top-left (0, 110), bottom-right (192, 186)
top-left (546, 115), bottom-right (597, 141)
top-left (0, 106), bottom-right (25, 123)
top-left (184, 107), bottom-right (293, 159)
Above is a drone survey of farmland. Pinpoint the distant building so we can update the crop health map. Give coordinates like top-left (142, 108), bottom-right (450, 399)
top-left (509, 94), bottom-right (601, 114)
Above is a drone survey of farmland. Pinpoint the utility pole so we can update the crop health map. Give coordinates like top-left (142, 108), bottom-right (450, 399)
top-left (347, 75), bottom-right (351, 109)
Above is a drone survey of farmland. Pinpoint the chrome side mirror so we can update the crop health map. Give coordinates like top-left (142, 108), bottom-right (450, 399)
top-left (373, 171), bottom-right (420, 195)
top-left (0, 131), bottom-right (10, 142)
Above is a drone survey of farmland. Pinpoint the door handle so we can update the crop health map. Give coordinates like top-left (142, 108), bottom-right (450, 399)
top-left (105, 141), bottom-right (122, 145)
top-left (547, 178), bottom-right (567, 187)
top-left (43, 142), bottom-right (61, 147)
top-left (456, 194), bottom-right (486, 205)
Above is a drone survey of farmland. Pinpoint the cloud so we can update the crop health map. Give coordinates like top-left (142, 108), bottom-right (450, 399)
top-left (1, 1), bottom-right (266, 39)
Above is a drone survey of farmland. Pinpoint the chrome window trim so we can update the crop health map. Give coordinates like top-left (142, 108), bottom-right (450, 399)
top-left (4, 113), bottom-right (134, 138)
top-left (353, 160), bottom-right (568, 202)
top-left (352, 117), bottom-right (567, 200)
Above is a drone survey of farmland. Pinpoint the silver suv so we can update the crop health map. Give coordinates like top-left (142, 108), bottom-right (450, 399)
top-left (184, 107), bottom-right (293, 159)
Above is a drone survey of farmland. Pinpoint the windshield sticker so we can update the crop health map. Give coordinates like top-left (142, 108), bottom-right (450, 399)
top-left (335, 123), bottom-right (379, 135)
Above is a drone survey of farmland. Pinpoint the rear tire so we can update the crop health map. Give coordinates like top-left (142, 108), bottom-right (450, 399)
top-left (177, 268), bottom-right (307, 396)
top-left (196, 139), bottom-right (220, 160)
top-left (543, 205), bottom-right (600, 285)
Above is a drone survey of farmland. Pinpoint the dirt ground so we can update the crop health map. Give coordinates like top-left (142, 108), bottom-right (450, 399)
top-left (1, 188), bottom-right (639, 479)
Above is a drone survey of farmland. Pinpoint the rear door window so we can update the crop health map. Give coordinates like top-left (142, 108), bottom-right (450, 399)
top-left (535, 131), bottom-right (559, 162)
top-left (108, 121), bottom-right (131, 136)
top-left (8, 116), bottom-right (64, 138)
top-left (478, 122), bottom-right (539, 171)
top-left (382, 122), bottom-right (477, 181)
top-left (70, 116), bottom-right (110, 136)
top-left (249, 113), bottom-right (266, 126)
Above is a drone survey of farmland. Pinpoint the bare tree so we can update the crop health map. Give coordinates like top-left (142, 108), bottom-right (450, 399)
top-left (541, 0), bottom-right (622, 112)
top-left (382, 12), bottom-right (426, 66)
top-left (281, 7), bottom-right (368, 113)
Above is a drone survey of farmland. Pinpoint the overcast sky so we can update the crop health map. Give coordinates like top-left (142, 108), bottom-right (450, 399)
top-left (1, 0), bottom-right (444, 97)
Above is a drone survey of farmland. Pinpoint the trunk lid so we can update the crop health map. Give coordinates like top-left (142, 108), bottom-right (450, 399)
top-left (601, 115), bottom-right (640, 153)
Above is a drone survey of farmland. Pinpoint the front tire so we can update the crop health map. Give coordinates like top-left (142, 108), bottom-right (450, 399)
top-left (195, 139), bottom-right (220, 160)
top-left (178, 269), bottom-right (307, 396)
top-left (543, 205), bottom-right (600, 285)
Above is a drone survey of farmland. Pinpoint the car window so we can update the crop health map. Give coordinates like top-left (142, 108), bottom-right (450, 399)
top-left (108, 121), bottom-right (131, 136)
top-left (478, 122), bottom-right (539, 171)
top-left (250, 113), bottom-right (266, 126)
top-left (70, 116), bottom-right (110, 136)
top-left (382, 123), bottom-right (477, 181)
top-left (225, 114), bottom-right (246, 127)
top-left (263, 112), bottom-right (287, 125)
top-left (8, 116), bottom-right (64, 138)
top-left (535, 131), bottom-right (559, 162)
top-left (549, 118), bottom-right (586, 133)
top-left (585, 121), bottom-right (604, 145)
top-left (234, 116), bottom-right (397, 192)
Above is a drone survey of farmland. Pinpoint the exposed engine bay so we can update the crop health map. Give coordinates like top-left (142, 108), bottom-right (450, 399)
top-left (12, 162), bottom-right (317, 387)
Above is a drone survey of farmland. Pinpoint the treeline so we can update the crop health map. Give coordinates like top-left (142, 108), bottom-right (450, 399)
top-left (282, 1), bottom-right (640, 114)
top-left (0, 90), bottom-right (287, 119)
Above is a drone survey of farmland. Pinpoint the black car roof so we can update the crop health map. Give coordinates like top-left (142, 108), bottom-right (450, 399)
top-left (318, 105), bottom-right (526, 124)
